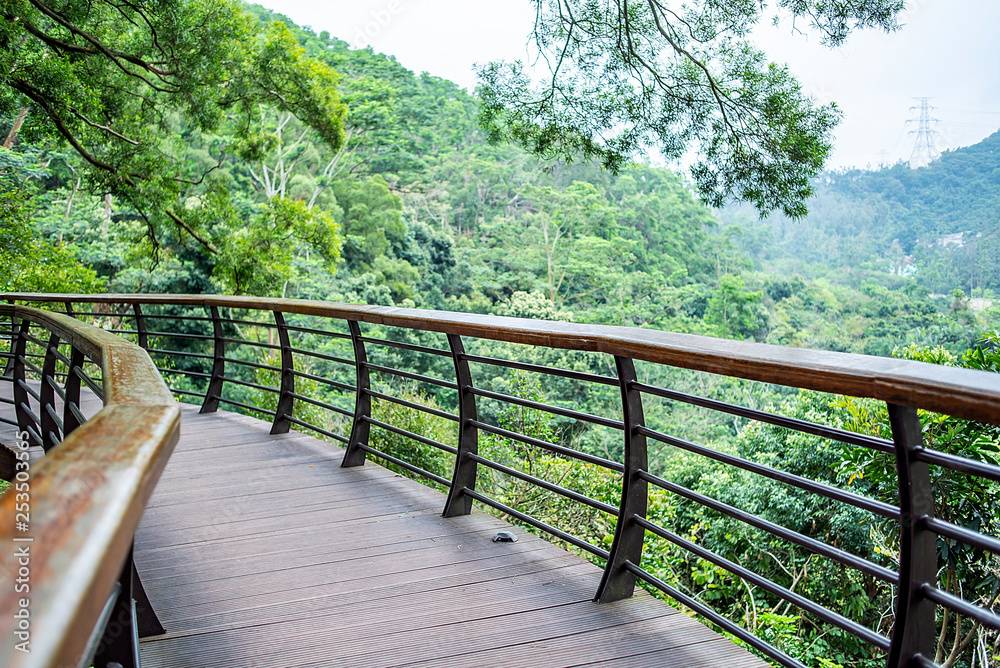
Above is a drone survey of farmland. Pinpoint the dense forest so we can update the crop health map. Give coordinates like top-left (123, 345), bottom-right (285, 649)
top-left (2, 3), bottom-right (998, 668)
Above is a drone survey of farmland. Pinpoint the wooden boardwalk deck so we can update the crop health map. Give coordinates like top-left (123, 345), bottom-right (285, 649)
top-left (2, 389), bottom-right (768, 667)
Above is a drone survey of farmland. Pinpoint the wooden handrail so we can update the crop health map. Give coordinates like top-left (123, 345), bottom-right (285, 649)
top-left (0, 305), bottom-right (180, 668)
top-left (4, 293), bottom-right (999, 425)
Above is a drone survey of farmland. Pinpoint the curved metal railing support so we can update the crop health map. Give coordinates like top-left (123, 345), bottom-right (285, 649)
top-left (443, 333), bottom-right (479, 517)
top-left (596, 355), bottom-right (649, 603)
top-left (0, 305), bottom-right (180, 668)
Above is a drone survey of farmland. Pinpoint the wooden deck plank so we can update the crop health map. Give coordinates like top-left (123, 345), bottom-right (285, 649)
top-left (1, 388), bottom-right (768, 668)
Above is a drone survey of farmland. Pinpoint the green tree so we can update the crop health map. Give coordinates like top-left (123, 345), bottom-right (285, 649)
top-left (1, 0), bottom-right (346, 279)
top-left (478, 0), bottom-right (906, 217)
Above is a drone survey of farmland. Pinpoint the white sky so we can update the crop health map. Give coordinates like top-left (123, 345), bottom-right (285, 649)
top-left (259, 0), bottom-right (1000, 170)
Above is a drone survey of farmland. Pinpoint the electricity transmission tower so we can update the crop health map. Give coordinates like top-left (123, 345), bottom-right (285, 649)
top-left (907, 97), bottom-right (940, 168)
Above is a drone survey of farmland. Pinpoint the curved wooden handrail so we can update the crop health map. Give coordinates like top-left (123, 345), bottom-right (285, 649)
top-left (4, 292), bottom-right (1000, 425)
top-left (0, 305), bottom-right (180, 668)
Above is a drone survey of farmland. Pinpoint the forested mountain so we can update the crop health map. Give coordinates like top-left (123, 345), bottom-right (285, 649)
top-left (3, 4), bottom-right (999, 667)
top-left (722, 132), bottom-right (1000, 296)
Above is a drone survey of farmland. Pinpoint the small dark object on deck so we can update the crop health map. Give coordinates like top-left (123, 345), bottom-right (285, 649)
top-left (493, 531), bottom-right (518, 543)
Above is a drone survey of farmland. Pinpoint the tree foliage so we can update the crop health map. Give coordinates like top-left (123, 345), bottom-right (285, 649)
top-left (478, 0), bottom-right (906, 217)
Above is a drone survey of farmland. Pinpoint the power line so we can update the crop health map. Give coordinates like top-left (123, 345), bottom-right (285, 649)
top-left (907, 97), bottom-right (940, 168)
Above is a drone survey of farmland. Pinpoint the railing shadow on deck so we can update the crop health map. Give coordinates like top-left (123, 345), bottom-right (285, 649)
top-left (2, 292), bottom-right (1000, 668)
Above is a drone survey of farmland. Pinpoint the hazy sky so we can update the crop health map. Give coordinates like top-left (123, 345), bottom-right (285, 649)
top-left (259, 0), bottom-right (1000, 170)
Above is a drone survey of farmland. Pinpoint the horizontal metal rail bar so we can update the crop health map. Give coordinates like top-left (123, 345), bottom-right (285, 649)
top-left (19, 354), bottom-right (44, 377)
top-left (462, 488), bottom-right (609, 559)
top-left (218, 318), bottom-right (276, 328)
top-left (159, 368), bottom-right (211, 379)
top-left (44, 402), bottom-right (64, 431)
top-left (914, 447), bottom-right (1000, 483)
top-left (359, 336), bottom-right (451, 357)
top-left (468, 452), bottom-right (618, 516)
top-left (44, 375), bottom-right (67, 401)
top-left (17, 378), bottom-right (41, 402)
top-left (284, 323), bottom-right (351, 339)
top-left (922, 516), bottom-right (1000, 555)
top-left (632, 515), bottom-right (889, 650)
top-left (366, 389), bottom-right (460, 422)
top-left (919, 584), bottom-right (1000, 632)
top-left (18, 402), bottom-right (41, 426)
top-left (46, 344), bottom-right (72, 367)
top-left (285, 415), bottom-right (349, 444)
top-left (363, 416), bottom-right (459, 455)
top-left (168, 388), bottom-right (207, 399)
top-left (622, 561), bottom-right (807, 668)
top-left (0, 415), bottom-right (17, 427)
top-left (218, 376), bottom-right (279, 394)
top-left (220, 337), bottom-right (282, 350)
top-left (636, 469), bottom-right (898, 583)
top-left (358, 443), bottom-right (450, 486)
top-left (137, 313), bottom-right (214, 322)
top-left (469, 386), bottom-right (624, 430)
top-left (633, 381), bottom-right (895, 453)
top-left (145, 331), bottom-right (214, 340)
top-left (364, 362), bottom-right (458, 390)
top-left (106, 329), bottom-right (139, 336)
top-left (290, 369), bottom-right (355, 393)
top-left (73, 367), bottom-right (104, 400)
top-left (287, 392), bottom-right (354, 418)
top-left (220, 357), bottom-right (282, 372)
top-left (471, 419), bottom-right (624, 473)
top-left (637, 425), bottom-right (899, 519)
top-left (288, 347), bottom-right (356, 366)
top-left (24, 423), bottom-right (42, 445)
top-left (0, 396), bottom-right (14, 405)
top-left (147, 348), bottom-right (214, 360)
top-left (211, 396), bottom-right (276, 417)
top-left (633, 515), bottom-right (891, 649)
top-left (462, 352), bottom-right (619, 386)
top-left (66, 401), bottom-right (86, 426)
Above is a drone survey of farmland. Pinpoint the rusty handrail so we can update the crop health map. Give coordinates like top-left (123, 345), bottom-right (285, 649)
top-left (0, 305), bottom-right (180, 668)
top-left (4, 292), bottom-right (1000, 424)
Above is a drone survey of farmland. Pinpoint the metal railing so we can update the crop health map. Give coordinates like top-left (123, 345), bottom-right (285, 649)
top-left (0, 304), bottom-right (180, 668)
top-left (3, 293), bottom-right (1000, 668)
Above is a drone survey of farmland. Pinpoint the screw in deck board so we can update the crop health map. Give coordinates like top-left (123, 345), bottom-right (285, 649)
top-left (885, 404), bottom-right (937, 667)
top-left (596, 355), bottom-right (649, 603)
top-left (342, 320), bottom-right (371, 467)
top-left (443, 333), bottom-right (478, 517)
top-left (270, 310), bottom-right (295, 435)
top-left (200, 305), bottom-right (225, 414)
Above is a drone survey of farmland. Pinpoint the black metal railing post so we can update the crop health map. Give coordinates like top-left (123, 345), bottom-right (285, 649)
top-left (342, 320), bottom-right (371, 467)
top-left (200, 305), bottom-right (225, 414)
top-left (133, 302), bottom-right (148, 350)
top-left (2, 298), bottom-right (15, 378)
top-left (39, 332), bottom-right (63, 451)
top-left (63, 347), bottom-right (86, 437)
top-left (91, 543), bottom-right (164, 668)
top-left (12, 319), bottom-right (41, 447)
top-left (443, 333), bottom-right (479, 517)
top-left (886, 403), bottom-right (937, 667)
top-left (596, 355), bottom-right (649, 602)
top-left (64, 300), bottom-right (75, 317)
top-left (270, 311), bottom-right (295, 435)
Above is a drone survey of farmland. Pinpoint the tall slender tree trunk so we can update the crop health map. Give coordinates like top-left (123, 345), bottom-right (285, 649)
top-left (3, 107), bottom-right (28, 149)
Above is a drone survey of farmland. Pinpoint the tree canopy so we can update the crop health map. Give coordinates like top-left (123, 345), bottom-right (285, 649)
top-left (478, 0), bottom-right (906, 218)
top-left (1, 0), bottom-right (346, 281)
